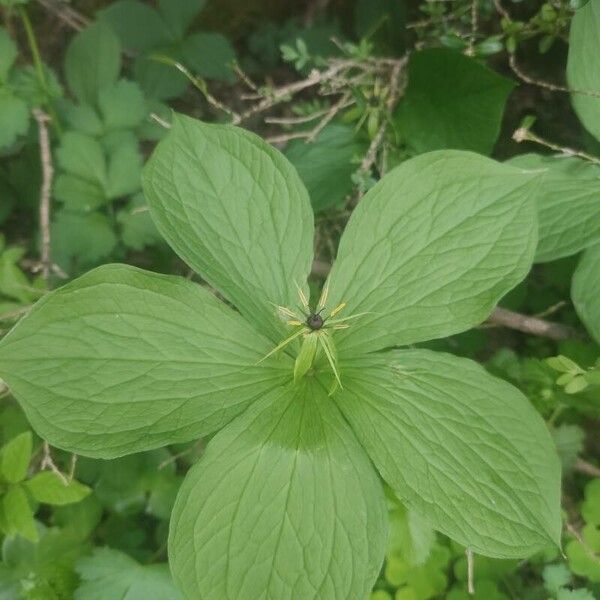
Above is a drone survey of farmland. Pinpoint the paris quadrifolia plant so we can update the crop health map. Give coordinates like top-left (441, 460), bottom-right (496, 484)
top-left (0, 114), bottom-right (561, 599)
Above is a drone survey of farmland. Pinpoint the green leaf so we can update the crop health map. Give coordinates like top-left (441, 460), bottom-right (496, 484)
top-left (157, 0), bottom-right (206, 41)
top-left (543, 563), bottom-right (572, 595)
top-left (552, 424), bottom-right (585, 471)
top-left (0, 245), bottom-right (38, 303)
top-left (181, 32), bottom-right (236, 81)
top-left (106, 139), bottom-right (143, 198)
top-left (51, 210), bottom-right (118, 271)
top-left (56, 132), bottom-right (107, 189)
top-left (323, 151), bottom-right (537, 355)
top-left (75, 547), bottom-right (181, 600)
top-left (169, 380), bottom-right (387, 599)
top-left (567, 0), bottom-right (600, 141)
top-left (396, 49), bottom-right (514, 155)
top-left (0, 27), bottom-right (17, 81)
top-left (0, 485), bottom-right (37, 541)
top-left (63, 102), bottom-right (104, 136)
top-left (336, 349), bottom-right (561, 558)
top-left (0, 431), bottom-right (32, 483)
top-left (98, 79), bottom-right (147, 131)
top-left (24, 472), bottom-right (90, 505)
top-left (117, 194), bottom-right (163, 250)
top-left (507, 154), bottom-right (600, 262)
top-left (65, 22), bottom-right (121, 105)
top-left (285, 124), bottom-right (366, 212)
top-left (53, 174), bottom-right (107, 212)
top-left (0, 264), bottom-right (291, 458)
top-left (0, 89), bottom-right (29, 149)
top-left (8, 64), bottom-right (63, 107)
top-left (133, 55), bottom-right (188, 101)
top-left (99, 0), bottom-right (170, 53)
top-left (572, 244), bottom-right (600, 344)
top-left (142, 114), bottom-right (314, 343)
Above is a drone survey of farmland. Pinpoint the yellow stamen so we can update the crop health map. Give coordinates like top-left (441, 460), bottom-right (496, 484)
top-left (329, 302), bottom-right (346, 318)
top-left (288, 320), bottom-right (303, 327)
top-left (277, 305), bottom-right (300, 319)
top-left (317, 283), bottom-right (329, 312)
top-left (295, 283), bottom-right (310, 312)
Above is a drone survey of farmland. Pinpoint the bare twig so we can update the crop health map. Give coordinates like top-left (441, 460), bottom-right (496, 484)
top-left (566, 522), bottom-right (600, 564)
top-left (312, 260), bottom-right (583, 340)
top-left (150, 112), bottom-right (171, 130)
top-left (574, 459), bottom-right (600, 478)
top-left (513, 127), bottom-right (600, 165)
top-left (467, 0), bottom-right (479, 56)
top-left (35, 0), bottom-right (89, 31)
top-left (32, 109), bottom-right (54, 283)
top-left (466, 549), bottom-right (475, 595)
top-left (306, 92), bottom-right (351, 142)
top-left (40, 441), bottom-right (69, 485)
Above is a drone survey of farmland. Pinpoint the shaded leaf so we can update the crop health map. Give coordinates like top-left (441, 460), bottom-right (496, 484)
top-left (25, 471), bottom-right (91, 505)
top-left (572, 243), bottom-right (600, 344)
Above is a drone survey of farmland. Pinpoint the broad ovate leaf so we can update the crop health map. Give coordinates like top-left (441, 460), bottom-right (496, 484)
top-left (169, 380), bottom-right (387, 600)
top-left (157, 0), bottom-right (206, 41)
top-left (507, 154), bottom-right (600, 262)
top-left (396, 48), bottom-right (514, 155)
top-left (324, 151), bottom-right (538, 355)
top-left (64, 22), bottom-right (121, 105)
top-left (336, 349), bottom-right (561, 558)
top-left (142, 114), bottom-right (314, 343)
top-left (181, 32), bottom-right (236, 82)
top-left (0, 264), bottom-right (290, 458)
top-left (572, 244), bottom-right (600, 344)
top-left (567, 0), bottom-right (600, 141)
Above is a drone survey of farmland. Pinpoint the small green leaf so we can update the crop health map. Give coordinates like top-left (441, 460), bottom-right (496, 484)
top-left (63, 102), bottom-right (104, 136)
top-left (65, 22), bottom-right (121, 104)
top-left (324, 151), bottom-right (538, 355)
top-left (106, 139), bottom-right (143, 198)
top-left (181, 32), bottom-right (236, 81)
top-left (543, 563), bottom-right (572, 595)
top-left (546, 355), bottom-right (582, 373)
top-left (0, 264), bottom-right (290, 458)
top-left (564, 375), bottom-right (588, 394)
top-left (0, 89), bottom-right (29, 149)
top-left (169, 380), bottom-right (387, 599)
top-left (142, 114), bottom-right (315, 343)
top-left (0, 431), bottom-right (32, 483)
top-left (396, 49), bottom-right (514, 155)
top-left (133, 55), bottom-right (188, 101)
top-left (98, 79), bottom-right (147, 130)
top-left (99, 0), bottom-right (170, 53)
top-left (337, 349), bottom-right (561, 558)
top-left (0, 485), bottom-right (37, 541)
top-left (9, 64), bottom-right (63, 107)
top-left (117, 194), bottom-right (163, 250)
top-left (56, 131), bottom-right (107, 189)
top-left (75, 547), bottom-right (180, 600)
top-left (0, 27), bottom-right (17, 81)
top-left (53, 174), bottom-right (108, 212)
top-left (285, 123), bottom-right (367, 212)
top-left (24, 471), bottom-right (90, 505)
top-left (157, 0), bottom-right (206, 41)
top-left (51, 210), bottom-right (117, 272)
top-left (572, 244), bottom-right (600, 344)
top-left (507, 154), bottom-right (600, 262)
top-left (552, 424), bottom-right (585, 471)
top-left (567, 0), bottom-right (600, 141)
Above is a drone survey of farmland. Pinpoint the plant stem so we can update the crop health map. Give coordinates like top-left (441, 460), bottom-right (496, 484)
top-left (18, 5), bottom-right (62, 136)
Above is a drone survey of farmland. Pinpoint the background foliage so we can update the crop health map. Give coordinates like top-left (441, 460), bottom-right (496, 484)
top-left (0, 0), bottom-right (598, 598)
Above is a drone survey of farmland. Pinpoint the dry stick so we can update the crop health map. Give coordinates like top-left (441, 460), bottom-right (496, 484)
top-left (574, 459), bottom-right (600, 478)
top-left (312, 260), bottom-right (583, 340)
top-left (33, 110), bottom-right (77, 485)
top-left (306, 91), bottom-right (352, 142)
top-left (513, 127), bottom-right (600, 165)
top-left (466, 549), bottom-right (475, 595)
top-left (467, 0), bottom-right (479, 57)
top-left (36, 0), bottom-right (89, 31)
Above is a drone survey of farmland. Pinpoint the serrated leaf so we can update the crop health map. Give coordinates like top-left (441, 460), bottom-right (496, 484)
top-left (0, 431), bottom-right (32, 483)
top-left (63, 102), bottom-right (104, 136)
top-left (336, 349), bottom-right (561, 558)
top-left (567, 0), bottom-right (600, 141)
top-left (56, 131), bottom-right (107, 188)
top-left (0, 264), bottom-right (290, 458)
top-left (53, 174), bottom-right (107, 212)
top-left (75, 547), bottom-right (181, 600)
top-left (543, 563), bottom-right (572, 595)
top-left (142, 114), bottom-right (314, 343)
top-left (572, 244), bottom-right (600, 344)
top-left (0, 27), bottom-right (17, 81)
top-left (133, 54), bottom-right (188, 101)
top-left (0, 485), bottom-right (37, 541)
top-left (117, 195), bottom-right (163, 250)
top-left (181, 32), bottom-right (235, 81)
top-left (169, 380), bottom-right (387, 600)
top-left (8, 64), bottom-right (63, 107)
top-left (106, 139), bottom-right (142, 198)
top-left (157, 0), bottom-right (206, 41)
top-left (51, 210), bottom-right (118, 271)
top-left (507, 154), bottom-right (600, 262)
top-left (323, 151), bottom-right (538, 355)
top-left (99, 0), bottom-right (170, 53)
top-left (65, 22), bottom-right (121, 104)
top-left (24, 472), bottom-right (90, 505)
top-left (0, 89), bottom-right (29, 149)
top-left (98, 79), bottom-right (147, 130)
top-left (396, 49), bottom-right (514, 155)
top-left (285, 123), bottom-right (367, 212)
